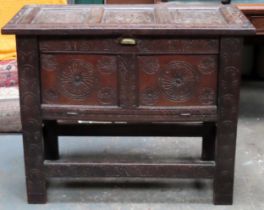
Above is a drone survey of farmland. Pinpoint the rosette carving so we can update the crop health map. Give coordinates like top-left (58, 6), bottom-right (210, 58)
top-left (159, 61), bottom-right (199, 102)
top-left (141, 87), bottom-right (160, 106)
top-left (97, 87), bottom-right (116, 105)
top-left (59, 60), bottom-right (97, 100)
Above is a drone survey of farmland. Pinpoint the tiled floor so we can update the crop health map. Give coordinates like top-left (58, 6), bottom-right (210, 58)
top-left (0, 82), bottom-right (263, 210)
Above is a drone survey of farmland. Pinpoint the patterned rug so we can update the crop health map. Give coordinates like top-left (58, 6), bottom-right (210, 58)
top-left (0, 59), bottom-right (19, 100)
top-left (0, 60), bottom-right (20, 132)
top-left (0, 60), bottom-right (18, 87)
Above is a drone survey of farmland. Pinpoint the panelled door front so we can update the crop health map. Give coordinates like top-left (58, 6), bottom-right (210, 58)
top-left (40, 38), bottom-right (218, 111)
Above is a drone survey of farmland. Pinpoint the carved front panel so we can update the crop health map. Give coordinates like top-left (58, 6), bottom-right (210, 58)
top-left (41, 54), bottom-right (118, 106)
top-left (138, 55), bottom-right (217, 107)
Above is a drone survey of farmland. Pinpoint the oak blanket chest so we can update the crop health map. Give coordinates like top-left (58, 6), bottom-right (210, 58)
top-left (2, 3), bottom-right (255, 205)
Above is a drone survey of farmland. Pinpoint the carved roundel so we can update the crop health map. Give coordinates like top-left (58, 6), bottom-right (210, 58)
top-left (141, 87), bottom-right (160, 106)
top-left (200, 88), bottom-right (215, 105)
top-left (198, 57), bottom-right (216, 74)
top-left (41, 55), bottom-right (57, 71)
top-left (159, 61), bottom-right (199, 102)
top-left (223, 66), bottom-right (240, 83)
top-left (59, 60), bottom-right (96, 100)
top-left (221, 66), bottom-right (240, 91)
top-left (97, 87), bottom-right (116, 105)
top-left (141, 57), bottom-right (160, 75)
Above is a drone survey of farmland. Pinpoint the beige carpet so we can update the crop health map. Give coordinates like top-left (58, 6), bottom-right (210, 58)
top-left (0, 99), bottom-right (21, 132)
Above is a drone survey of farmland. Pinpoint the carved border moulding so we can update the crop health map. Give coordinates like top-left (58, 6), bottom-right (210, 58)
top-left (159, 61), bottom-right (199, 102)
top-left (118, 55), bottom-right (137, 108)
top-left (40, 40), bottom-right (71, 51)
top-left (207, 40), bottom-right (219, 50)
top-left (221, 66), bottom-right (240, 92)
top-left (180, 39), bottom-right (219, 52)
top-left (16, 36), bottom-right (46, 201)
top-left (214, 37), bottom-right (243, 204)
top-left (198, 57), bottom-right (217, 75)
top-left (97, 56), bottom-right (117, 74)
top-left (97, 87), bottom-right (116, 105)
top-left (140, 57), bottom-right (160, 75)
top-left (40, 39), bottom-right (114, 52)
top-left (141, 87), bottom-right (160, 106)
top-left (221, 38), bottom-right (242, 64)
top-left (20, 51), bottom-right (34, 64)
top-left (59, 60), bottom-right (97, 100)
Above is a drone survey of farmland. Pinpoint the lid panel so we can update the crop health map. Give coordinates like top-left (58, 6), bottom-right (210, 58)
top-left (169, 9), bottom-right (227, 26)
top-left (32, 8), bottom-right (92, 24)
top-left (102, 8), bottom-right (155, 24)
top-left (2, 4), bottom-right (255, 35)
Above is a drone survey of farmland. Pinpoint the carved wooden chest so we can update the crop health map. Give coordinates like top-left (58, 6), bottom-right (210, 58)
top-left (2, 3), bottom-right (255, 205)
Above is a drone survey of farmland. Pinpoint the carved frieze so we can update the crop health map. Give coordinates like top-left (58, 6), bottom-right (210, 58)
top-left (138, 39), bottom-right (218, 54)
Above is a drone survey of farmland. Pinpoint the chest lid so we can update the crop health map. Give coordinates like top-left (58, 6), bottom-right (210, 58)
top-left (2, 3), bottom-right (255, 36)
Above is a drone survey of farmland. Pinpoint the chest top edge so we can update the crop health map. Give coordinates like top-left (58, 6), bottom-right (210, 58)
top-left (2, 3), bottom-right (255, 36)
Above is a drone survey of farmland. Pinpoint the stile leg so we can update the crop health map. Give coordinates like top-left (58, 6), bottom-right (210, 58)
top-left (17, 36), bottom-right (47, 203)
top-left (213, 37), bottom-right (242, 205)
top-left (201, 122), bottom-right (216, 161)
top-left (44, 120), bottom-right (59, 160)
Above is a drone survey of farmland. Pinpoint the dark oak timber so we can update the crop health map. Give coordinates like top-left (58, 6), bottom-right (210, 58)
top-left (213, 37), bottom-right (243, 205)
top-left (2, 3), bottom-right (254, 205)
top-left (44, 161), bottom-right (215, 179)
top-left (16, 36), bottom-right (47, 204)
